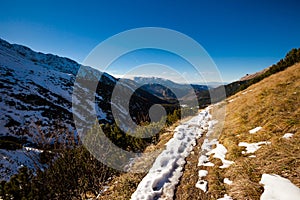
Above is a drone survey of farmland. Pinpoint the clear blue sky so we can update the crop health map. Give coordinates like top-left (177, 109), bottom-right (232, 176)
top-left (1, 0), bottom-right (300, 83)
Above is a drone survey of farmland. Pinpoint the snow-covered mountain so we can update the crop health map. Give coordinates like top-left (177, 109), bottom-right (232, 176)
top-left (0, 38), bottom-right (108, 142)
top-left (0, 38), bottom-right (172, 180)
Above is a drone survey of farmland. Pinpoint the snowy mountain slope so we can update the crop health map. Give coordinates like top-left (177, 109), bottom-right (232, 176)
top-left (0, 38), bottom-right (111, 180)
top-left (0, 38), bottom-right (174, 181)
top-left (0, 147), bottom-right (46, 181)
top-left (0, 38), bottom-right (173, 138)
top-left (0, 38), bottom-right (106, 142)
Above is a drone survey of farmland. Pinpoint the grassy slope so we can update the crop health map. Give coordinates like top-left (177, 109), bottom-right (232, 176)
top-left (206, 63), bottom-right (300, 199)
top-left (176, 63), bottom-right (299, 200)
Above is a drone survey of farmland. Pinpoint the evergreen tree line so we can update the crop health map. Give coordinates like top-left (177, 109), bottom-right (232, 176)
top-left (239, 48), bottom-right (300, 91)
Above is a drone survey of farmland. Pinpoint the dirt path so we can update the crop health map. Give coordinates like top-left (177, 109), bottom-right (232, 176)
top-left (174, 133), bottom-right (210, 200)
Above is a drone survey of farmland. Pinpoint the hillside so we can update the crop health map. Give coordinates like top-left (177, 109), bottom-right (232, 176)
top-left (239, 67), bottom-right (270, 81)
top-left (175, 62), bottom-right (300, 199)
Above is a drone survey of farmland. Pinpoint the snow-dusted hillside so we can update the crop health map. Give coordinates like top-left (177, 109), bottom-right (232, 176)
top-left (0, 38), bottom-right (116, 180)
top-left (0, 38), bottom-right (111, 140)
top-left (0, 38), bottom-right (171, 181)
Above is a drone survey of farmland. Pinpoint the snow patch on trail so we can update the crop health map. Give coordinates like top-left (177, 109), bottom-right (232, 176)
top-left (198, 170), bottom-right (208, 178)
top-left (131, 107), bottom-right (212, 200)
top-left (195, 118), bottom-right (234, 192)
top-left (260, 174), bottom-right (300, 200)
top-left (197, 139), bottom-right (218, 167)
top-left (195, 170), bottom-right (209, 192)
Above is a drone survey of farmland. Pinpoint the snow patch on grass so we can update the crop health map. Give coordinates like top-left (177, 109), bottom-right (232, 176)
top-left (195, 118), bottom-right (234, 193)
top-left (239, 141), bottom-right (271, 154)
top-left (198, 141), bottom-right (233, 168)
top-left (260, 174), bottom-right (300, 200)
top-left (197, 139), bottom-right (218, 167)
top-left (195, 170), bottom-right (209, 192)
top-left (249, 126), bottom-right (262, 134)
top-left (224, 178), bottom-right (233, 185)
top-left (282, 133), bottom-right (294, 139)
top-left (208, 142), bottom-right (234, 168)
top-left (195, 179), bottom-right (208, 192)
top-left (198, 170), bottom-right (208, 178)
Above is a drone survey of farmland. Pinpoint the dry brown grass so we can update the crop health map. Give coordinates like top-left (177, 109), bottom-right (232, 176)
top-left (205, 63), bottom-right (300, 199)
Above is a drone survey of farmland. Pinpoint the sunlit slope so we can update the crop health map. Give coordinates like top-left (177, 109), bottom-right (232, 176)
top-left (207, 62), bottom-right (300, 199)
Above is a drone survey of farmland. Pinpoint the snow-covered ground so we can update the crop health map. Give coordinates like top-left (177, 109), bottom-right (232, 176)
top-left (131, 107), bottom-right (213, 200)
top-left (260, 174), bottom-right (300, 200)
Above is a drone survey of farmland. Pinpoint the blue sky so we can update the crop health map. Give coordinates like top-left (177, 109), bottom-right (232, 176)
top-left (1, 0), bottom-right (300, 83)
